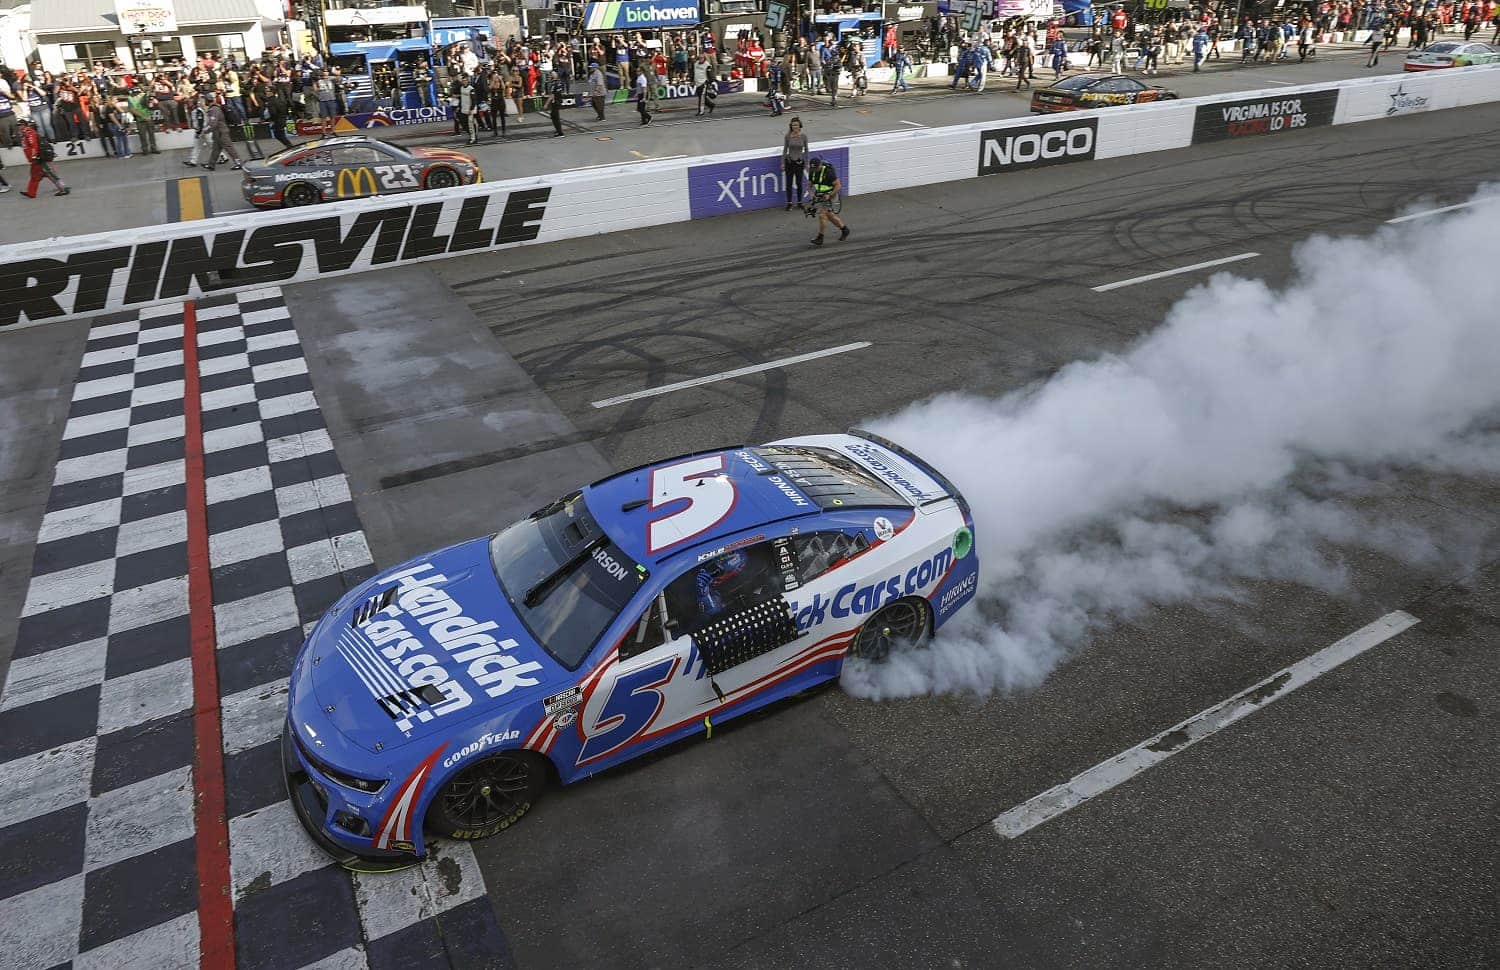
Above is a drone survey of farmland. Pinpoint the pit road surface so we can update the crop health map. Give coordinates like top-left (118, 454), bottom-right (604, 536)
top-left (0, 42), bottom-right (1395, 247)
top-left (2, 101), bottom-right (1498, 968)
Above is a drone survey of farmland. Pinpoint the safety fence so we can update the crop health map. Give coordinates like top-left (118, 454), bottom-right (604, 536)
top-left (2, 65), bottom-right (1497, 328)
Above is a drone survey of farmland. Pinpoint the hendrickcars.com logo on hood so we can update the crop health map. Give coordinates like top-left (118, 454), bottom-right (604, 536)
top-left (336, 557), bottom-right (544, 735)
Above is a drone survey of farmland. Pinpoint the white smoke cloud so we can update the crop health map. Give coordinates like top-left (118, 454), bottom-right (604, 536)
top-left (841, 192), bottom-right (1500, 701)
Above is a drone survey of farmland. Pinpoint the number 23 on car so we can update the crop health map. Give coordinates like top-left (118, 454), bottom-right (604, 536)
top-left (282, 430), bottom-right (978, 870)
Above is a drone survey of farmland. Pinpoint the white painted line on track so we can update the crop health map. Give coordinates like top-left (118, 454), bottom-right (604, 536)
top-left (1259, 78), bottom-right (1297, 85)
top-left (1385, 196), bottom-right (1500, 224)
top-left (1092, 252), bottom-right (1260, 292)
top-left (991, 610), bottom-right (1419, 840)
top-left (899, 119), bottom-right (926, 127)
top-left (563, 154), bottom-right (687, 171)
top-left (591, 341), bottom-right (873, 408)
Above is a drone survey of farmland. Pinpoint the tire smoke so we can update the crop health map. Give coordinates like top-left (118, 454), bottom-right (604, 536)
top-left (841, 194), bottom-right (1500, 700)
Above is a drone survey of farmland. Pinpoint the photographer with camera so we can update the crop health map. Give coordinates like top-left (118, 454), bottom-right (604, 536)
top-left (806, 155), bottom-right (849, 247)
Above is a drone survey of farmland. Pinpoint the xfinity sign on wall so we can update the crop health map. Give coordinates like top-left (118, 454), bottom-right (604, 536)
top-left (978, 117), bottom-right (1098, 175)
top-left (583, 0), bottom-right (702, 30)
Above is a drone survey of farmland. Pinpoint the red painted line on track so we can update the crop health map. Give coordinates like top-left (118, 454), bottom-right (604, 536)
top-left (183, 300), bottom-right (237, 969)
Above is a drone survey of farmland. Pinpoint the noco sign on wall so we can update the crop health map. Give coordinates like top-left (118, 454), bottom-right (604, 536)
top-left (978, 116), bottom-right (1098, 175)
top-left (583, 0), bottom-right (701, 30)
top-left (1191, 90), bottom-right (1339, 142)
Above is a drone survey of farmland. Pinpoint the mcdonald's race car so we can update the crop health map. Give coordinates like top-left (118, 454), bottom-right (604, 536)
top-left (240, 134), bottom-right (481, 208)
top-left (282, 431), bottom-right (978, 870)
top-left (1403, 41), bottom-right (1500, 72)
top-left (1030, 72), bottom-right (1178, 113)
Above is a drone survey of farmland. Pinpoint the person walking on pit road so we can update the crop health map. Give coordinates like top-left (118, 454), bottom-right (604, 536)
top-left (544, 72), bottom-right (566, 136)
top-left (783, 116), bottom-right (808, 211)
top-left (203, 95), bottom-right (242, 171)
top-left (634, 67), bottom-right (653, 126)
top-left (587, 62), bottom-right (607, 121)
top-left (20, 118), bottom-right (68, 198)
top-left (1366, 19), bottom-right (1384, 67)
top-left (806, 155), bottom-right (849, 246)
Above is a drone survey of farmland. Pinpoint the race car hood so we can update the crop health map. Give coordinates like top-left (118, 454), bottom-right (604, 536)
top-left (297, 538), bottom-right (564, 753)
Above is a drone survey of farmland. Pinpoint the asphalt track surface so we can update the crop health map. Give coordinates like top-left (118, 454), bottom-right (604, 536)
top-left (3, 101), bottom-right (1500, 968)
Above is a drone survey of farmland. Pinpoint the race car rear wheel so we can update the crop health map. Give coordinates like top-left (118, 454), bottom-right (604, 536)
top-left (849, 598), bottom-right (930, 663)
top-left (425, 166), bottom-right (461, 190)
top-left (426, 750), bottom-right (547, 840)
top-left (283, 182), bottom-right (321, 207)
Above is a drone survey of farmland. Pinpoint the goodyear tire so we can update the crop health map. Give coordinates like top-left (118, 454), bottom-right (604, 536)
top-left (425, 166), bottom-right (461, 190)
top-left (849, 598), bottom-right (931, 663)
top-left (283, 182), bottom-right (321, 207)
top-left (426, 750), bottom-right (547, 840)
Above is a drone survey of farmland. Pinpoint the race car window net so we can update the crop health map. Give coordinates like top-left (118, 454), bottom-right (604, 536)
top-left (751, 446), bottom-right (903, 510)
top-left (490, 493), bottom-right (646, 669)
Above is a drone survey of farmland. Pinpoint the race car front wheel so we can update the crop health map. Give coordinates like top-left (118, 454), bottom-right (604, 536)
top-left (425, 166), bottom-right (461, 190)
top-left (849, 598), bottom-right (930, 663)
top-left (283, 182), bottom-right (321, 207)
top-left (427, 750), bottom-right (547, 840)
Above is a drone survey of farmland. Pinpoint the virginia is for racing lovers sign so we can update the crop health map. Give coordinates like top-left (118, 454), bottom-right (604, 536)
top-left (0, 187), bottom-right (552, 327)
top-left (1191, 89), bottom-right (1339, 143)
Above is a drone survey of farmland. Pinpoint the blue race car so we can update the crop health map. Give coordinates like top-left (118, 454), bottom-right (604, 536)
top-left (282, 430), bottom-right (978, 870)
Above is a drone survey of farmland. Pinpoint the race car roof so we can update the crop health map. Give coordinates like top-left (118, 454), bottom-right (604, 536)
top-left (584, 447), bottom-right (824, 567)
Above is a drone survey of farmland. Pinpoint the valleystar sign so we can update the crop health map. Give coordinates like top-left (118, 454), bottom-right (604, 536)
top-left (583, 0), bottom-right (702, 30)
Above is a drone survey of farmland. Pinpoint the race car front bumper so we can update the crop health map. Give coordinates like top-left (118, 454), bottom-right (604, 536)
top-left (281, 728), bottom-right (419, 873)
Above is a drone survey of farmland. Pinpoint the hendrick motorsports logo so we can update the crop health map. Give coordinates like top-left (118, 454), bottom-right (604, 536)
top-left (1192, 90), bottom-right (1338, 143)
top-left (978, 117), bottom-right (1098, 175)
top-left (1387, 83), bottom-right (1430, 116)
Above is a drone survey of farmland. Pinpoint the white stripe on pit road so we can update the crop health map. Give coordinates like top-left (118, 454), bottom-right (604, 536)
top-left (991, 610), bottom-right (1420, 840)
top-left (563, 154), bottom-right (687, 172)
top-left (1385, 196), bottom-right (1500, 224)
top-left (591, 341), bottom-right (873, 408)
top-left (1092, 252), bottom-right (1260, 292)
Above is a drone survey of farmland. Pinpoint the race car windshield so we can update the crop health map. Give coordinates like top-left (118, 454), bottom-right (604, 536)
top-left (751, 446), bottom-right (905, 509)
top-left (488, 492), bottom-right (646, 669)
top-left (1053, 76), bottom-right (1098, 90)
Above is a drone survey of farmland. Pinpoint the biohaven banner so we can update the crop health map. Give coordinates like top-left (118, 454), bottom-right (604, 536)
top-left (687, 147), bottom-right (850, 219)
top-left (583, 0), bottom-right (701, 30)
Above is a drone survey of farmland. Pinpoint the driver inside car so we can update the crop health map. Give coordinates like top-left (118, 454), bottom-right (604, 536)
top-left (695, 550), bottom-right (751, 620)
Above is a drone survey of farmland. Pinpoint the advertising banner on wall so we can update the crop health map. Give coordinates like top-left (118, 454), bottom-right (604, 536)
top-left (977, 116), bottom-right (1097, 174)
top-left (583, 0), bottom-right (702, 31)
top-left (995, 0), bottom-right (1054, 19)
top-left (688, 147), bottom-right (851, 219)
top-left (1191, 90), bottom-right (1339, 142)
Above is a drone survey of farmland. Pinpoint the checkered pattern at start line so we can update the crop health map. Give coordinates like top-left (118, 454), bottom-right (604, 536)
top-left (0, 289), bottom-right (510, 970)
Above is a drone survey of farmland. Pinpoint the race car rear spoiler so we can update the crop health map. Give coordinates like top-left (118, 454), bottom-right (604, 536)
top-left (846, 428), bottom-right (969, 513)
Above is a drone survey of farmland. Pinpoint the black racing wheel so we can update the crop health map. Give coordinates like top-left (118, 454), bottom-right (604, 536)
top-left (425, 166), bottom-right (461, 190)
top-left (849, 598), bottom-right (930, 663)
top-left (282, 181), bottom-right (321, 207)
top-left (427, 750), bottom-right (547, 840)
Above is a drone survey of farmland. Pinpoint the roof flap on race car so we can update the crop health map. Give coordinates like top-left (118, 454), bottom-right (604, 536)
top-left (768, 431), bottom-right (953, 506)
